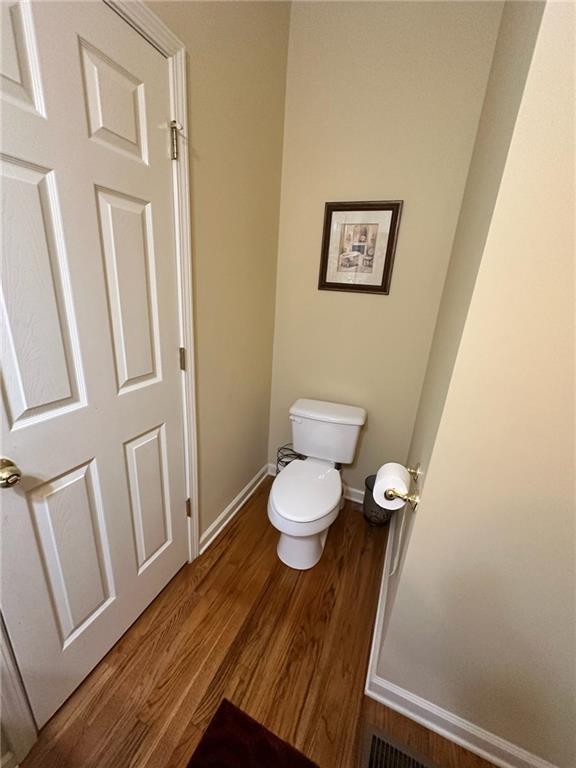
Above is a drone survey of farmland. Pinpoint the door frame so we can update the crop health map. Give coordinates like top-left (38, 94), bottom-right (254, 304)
top-left (2, 2), bottom-right (199, 759)
top-left (103, 0), bottom-right (200, 562)
top-left (1, 617), bottom-right (37, 764)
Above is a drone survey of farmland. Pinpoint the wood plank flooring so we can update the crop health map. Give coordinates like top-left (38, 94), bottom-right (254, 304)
top-left (22, 477), bottom-right (495, 768)
top-left (22, 478), bottom-right (386, 768)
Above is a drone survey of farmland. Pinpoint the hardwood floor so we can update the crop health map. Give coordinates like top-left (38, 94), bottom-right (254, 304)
top-left (22, 477), bottom-right (495, 768)
top-left (22, 478), bottom-right (385, 768)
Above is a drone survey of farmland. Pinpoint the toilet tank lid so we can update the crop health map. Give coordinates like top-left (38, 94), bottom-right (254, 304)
top-left (290, 399), bottom-right (366, 426)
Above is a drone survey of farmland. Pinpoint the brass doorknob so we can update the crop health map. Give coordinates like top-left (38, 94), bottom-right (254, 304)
top-left (0, 458), bottom-right (22, 488)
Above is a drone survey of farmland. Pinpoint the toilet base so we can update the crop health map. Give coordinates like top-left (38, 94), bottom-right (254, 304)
top-left (277, 529), bottom-right (329, 571)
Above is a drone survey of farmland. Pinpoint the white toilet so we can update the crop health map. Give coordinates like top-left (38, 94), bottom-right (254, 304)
top-left (268, 398), bottom-right (366, 570)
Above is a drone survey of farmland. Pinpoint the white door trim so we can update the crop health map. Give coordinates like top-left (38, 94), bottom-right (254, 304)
top-left (1, 617), bottom-right (37, 763)
top-left (364, 510), bottom-right (398, 692)
top-left (104, 0), bottom-right (199, 561)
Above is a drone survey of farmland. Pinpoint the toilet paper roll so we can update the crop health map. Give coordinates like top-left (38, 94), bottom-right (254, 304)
top-left (372, 462), bottom-right (411, 510)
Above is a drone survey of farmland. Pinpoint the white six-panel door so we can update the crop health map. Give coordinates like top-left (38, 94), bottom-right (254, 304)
top-left (1, 0), bottom-right (189, 726)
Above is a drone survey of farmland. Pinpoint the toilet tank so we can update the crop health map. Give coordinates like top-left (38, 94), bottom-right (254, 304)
top-left (289, 399), bottom-right (366, 464)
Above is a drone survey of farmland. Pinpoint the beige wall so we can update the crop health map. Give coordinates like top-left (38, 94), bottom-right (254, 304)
top-left (267, 1), bottom-right (502, 490)
top-left (407, 0), bottom-right (545, 478)
top-left (382, 0), bottom-right (545, 628)
top-left (377, 2), bottom-right (576, 764)
top-left (150, 2), bottom-right (290, 533)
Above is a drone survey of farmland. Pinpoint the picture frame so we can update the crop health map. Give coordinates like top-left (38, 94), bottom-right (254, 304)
top-left (318, 200), bottom-right (403, 294)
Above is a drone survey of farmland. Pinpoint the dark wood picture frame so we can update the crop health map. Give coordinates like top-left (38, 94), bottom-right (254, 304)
top-left (318, 200), bottom-right (403, 294)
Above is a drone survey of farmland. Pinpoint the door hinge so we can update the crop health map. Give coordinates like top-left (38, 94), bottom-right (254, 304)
top-left (186, 498), bottom-right (192, 518)
top-left (179, 347), bottom-right (186, 371)
top-left (170, 120), bottom-right (181, 160)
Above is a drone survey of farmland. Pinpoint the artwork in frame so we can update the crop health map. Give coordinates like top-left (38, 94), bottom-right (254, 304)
top-left (318, 201), bottom-right (403, 294)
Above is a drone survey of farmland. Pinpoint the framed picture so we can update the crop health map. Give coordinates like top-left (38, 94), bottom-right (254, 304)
top-left (318, 200), bottom-right (403, 294)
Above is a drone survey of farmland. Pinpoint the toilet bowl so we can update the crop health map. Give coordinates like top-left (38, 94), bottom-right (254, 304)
top-left (267, 458), bottom-right (341, 570)
top-left (268, 399), bottom-right (366, 570)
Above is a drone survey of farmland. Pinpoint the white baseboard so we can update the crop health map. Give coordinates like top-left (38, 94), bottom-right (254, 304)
top-left (343, 484), bottom-right (364, 503)
top-left (366, 674), bottom-right (558, 768)
top-left (266, 463), bottom-right (364, 503)
top-left (199, 465), bottom-right (270, 554)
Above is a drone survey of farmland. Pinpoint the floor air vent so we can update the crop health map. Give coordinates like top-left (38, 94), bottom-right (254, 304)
top-left (363, 730), bottom-right (437, 768)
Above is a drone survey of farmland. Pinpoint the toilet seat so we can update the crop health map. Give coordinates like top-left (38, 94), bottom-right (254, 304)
top-left (270, 459), bottom-right (341, 523)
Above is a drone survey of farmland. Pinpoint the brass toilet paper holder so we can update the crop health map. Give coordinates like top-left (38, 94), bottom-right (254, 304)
top-left (384, 487), bottom-right (420, 506)
top-left (384, 463), bottom-right (421, 508)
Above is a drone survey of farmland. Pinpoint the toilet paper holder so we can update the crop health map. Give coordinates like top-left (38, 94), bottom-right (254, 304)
top-left (384, 463), bottom-right (421, 508)
top-left (384, 487), bottom-right (420, 507)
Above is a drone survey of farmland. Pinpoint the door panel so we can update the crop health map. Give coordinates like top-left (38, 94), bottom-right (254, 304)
top-left (1, 1), bottom-right (188, 727)
top-left (0, 2), bottom-right (45, 116)
top-left (1, 157), bottom-right (85, 426)
top-left (125, 425), bottom-right (172, 572)
top-left (27, 461), bottom-right (115, 644)
top-left (79, 37), bottom-right (148, 162)
top-left (95, 187), bottom-right (161, 392)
